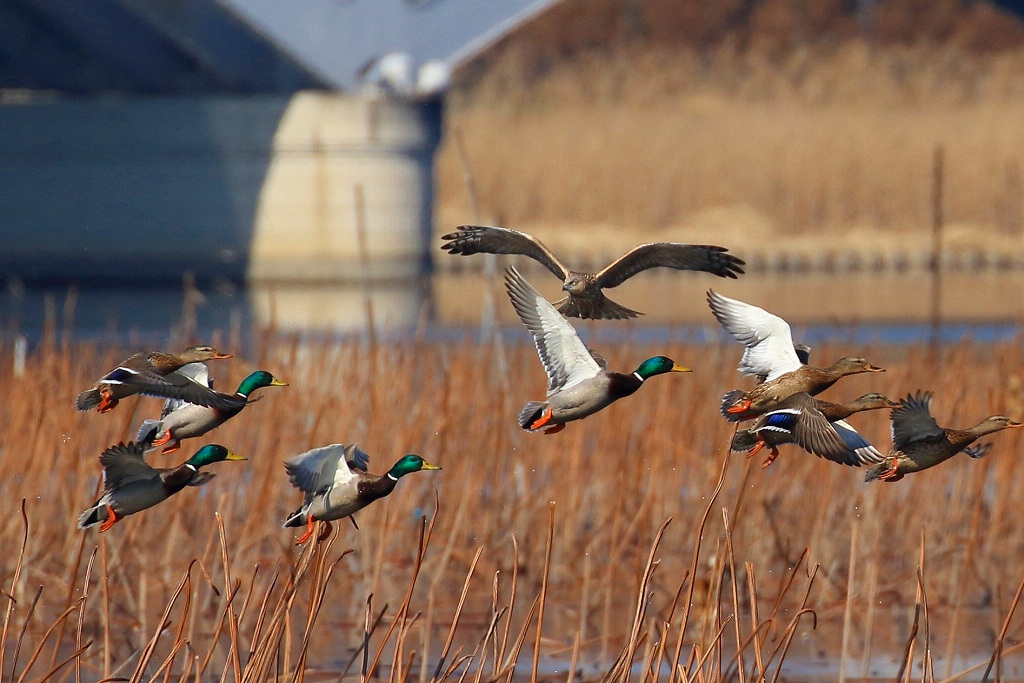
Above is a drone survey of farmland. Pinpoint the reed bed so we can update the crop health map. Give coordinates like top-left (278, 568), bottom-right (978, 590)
top-left (436, 41), bottom-right (1024, 251)
top-left (1, 328), bottom-right (1024, 682)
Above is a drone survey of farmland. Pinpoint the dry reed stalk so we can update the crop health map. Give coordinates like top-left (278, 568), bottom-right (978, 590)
top-left (941, 459), bottom-right (988, 678)
top-left (1, 501), bottom-right (30, 682)
top-left (494, 535), bottom-right (519, 680)
top-left (128, 564), bottom-right (192, 683)
top-left (743, 562), bottom-right (763, 682)
top-left (290, 542), bottom-right (348, 683)
top-left (430, 547), bottom-right (483, 683)
top-left (600, 518), bottom-right (671, 683)
top-left (766, 565), bottom-right (819, 683)
top-left (979, 571), bottom-right (1024, 683)
top-left (838, 524), bottom-right (857, 683)
top-left (366, 518), bottom-right (431, 681)
top-left (529, 502), bottom-right (555, 683)
top-left (9, 585), bottom-right (43, 682)
top-left (420, 490), bottom-right (473, 683)
top-left (74, 549), bottom-right (97, 683)
top-left (917, 568), bottom-right (934, 683)
top-left (216, 516), bottom-right (243, 683)
top-left (719, 509), bottom-right (743, 683)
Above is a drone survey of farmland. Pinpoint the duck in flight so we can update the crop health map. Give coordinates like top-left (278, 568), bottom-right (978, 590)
top-left (864, 391), bottom-right (1022, 482)
top-left (505, 266), bottom-right (690, 433)
top-left (706, 290), bottom-right (884, 420)
top-left (442, 225), bottom-right (745, 320)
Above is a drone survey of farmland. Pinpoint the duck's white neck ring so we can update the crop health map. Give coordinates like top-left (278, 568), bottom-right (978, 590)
top-left (387, 473), bottom-right (399, 482)
top-left (185, 463), bottom-right (198, 472)
top-left (633, 371), bottom-right (645, 382)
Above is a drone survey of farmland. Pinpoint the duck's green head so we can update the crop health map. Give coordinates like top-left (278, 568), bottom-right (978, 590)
top-left (185, 444), bottom-right (247, 468)
top-left (634, 356), bottom-right (691, 380)
top-left (236, 370), bottom-right (288, 397)
top-left (387, 454), bottom-right (442, 478)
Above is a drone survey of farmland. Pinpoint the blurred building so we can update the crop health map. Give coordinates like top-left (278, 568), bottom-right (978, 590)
top-left (0, 0), bottom-right (558, 285)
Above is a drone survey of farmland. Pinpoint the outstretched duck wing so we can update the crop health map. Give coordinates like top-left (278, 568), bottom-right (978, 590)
top-left (441, 225), bottom-right (570, 280)
top-left (890, 391), bottom-right (943, 450)
top-left (505, 266), bottom-right (603, 394)
top-left (99, 441), bottom-right (159, 491)
top-left (595, 243), bottom-right (744, 288)
top-left (284, 443), bottom-right (360, 496)
top-left (707, 290), bottom-right (802, 382)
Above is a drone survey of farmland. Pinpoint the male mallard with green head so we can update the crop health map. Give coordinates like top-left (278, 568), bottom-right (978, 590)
top-left (864, 391), bottom-right (1022, 482)
top-left (505, 266), bottom-right (690, 433)
top-left (443, 225), bottom-right (744, 319)
top-left (732, 392), bottom-right (899, 468)
top-left (77, 442), bottom-right (246, 531)
top-left (707, 291), bottom-right (884, 420)
top-left (136, 365), bottom-right (287, 453)
top-left (283, 444), bottom-right (441, 544)
top-left (75, 345), bottom-right (242, 413)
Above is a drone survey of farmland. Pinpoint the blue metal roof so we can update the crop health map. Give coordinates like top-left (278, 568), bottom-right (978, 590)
top-left (0, 0), bottom-right (559, 94)
top-left (0, 0), bottom-right (329, 93)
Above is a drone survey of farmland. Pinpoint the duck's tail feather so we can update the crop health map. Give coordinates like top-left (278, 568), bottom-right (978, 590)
top-left (863, 463), bottom-right (887, 482)
top-left (730, 429), bottom-right (760, 453)
top-left (720, 389), bottom-right (748, 422)
top-left (556, 294), bottom-right (640, 320)
top-left (135, 420), bottom-right (161, 448)
top-left (283, 506), bottom-right (307, 528)
top-left (77, 504), bottom-right (107, 529)
top-left (75, 389), bottom-right (101, 411)
top-left (517, 402), bottom-right (548, 431)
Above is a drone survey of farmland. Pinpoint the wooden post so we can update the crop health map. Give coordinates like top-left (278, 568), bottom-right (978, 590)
top-left (929, 146), bottom-right (944, 348)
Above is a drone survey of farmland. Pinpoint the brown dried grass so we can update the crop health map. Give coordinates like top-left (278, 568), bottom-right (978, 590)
top-left (436, 40), bottom-right (1024, 253)
top-left (1, 329), bottom-right (1024, 681)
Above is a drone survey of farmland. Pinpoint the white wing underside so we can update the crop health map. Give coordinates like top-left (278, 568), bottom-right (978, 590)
top-left (505, 267), bottom-right (602, 395)
top-left (284, 443), bottom-right (360, 496)
top-left (707, 291), bottom-right (802, 382)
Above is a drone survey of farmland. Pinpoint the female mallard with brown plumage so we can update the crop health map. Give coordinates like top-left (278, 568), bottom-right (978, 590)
top-left (707, 290), bottom-right (884, 420)
top-left (283, 444), bottom-right (441, 544)
top-left (864, 391), bottom-right (1022, 482)
top-left (442, 225), bottom-right (745, 320)
top-left (731, 392), bottom-right (899, 468)
top-left (77, 442), bottom-right (246, 531)
top-left (505, 266), bottom-right (690, 433)
top-left (75, 345), bottom-right (242, 413)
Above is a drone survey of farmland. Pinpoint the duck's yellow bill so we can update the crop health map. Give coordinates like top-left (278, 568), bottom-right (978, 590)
top-left (420, 461), bottom-right (442, 471)
top-left (225, 451), bottom-right (248, 461)
top-left (270, 378), bottom-right (289, 387)
top-left (671, 364), bottom-right (692, 373)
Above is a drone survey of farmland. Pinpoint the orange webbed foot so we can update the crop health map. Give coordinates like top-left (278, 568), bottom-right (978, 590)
top-left (761, 447), bottom-right (780, 469)
top-left (878, 460), bottom-right (901, 481)
top-left (96, 390), bottom-right (118, 414)
top-left (295, 517), bottom-right (316, 545)
top-left (725, 398), bottom-right (752, 415)
top-left (746, 439), bottom-right (765, 458)
top-left (530, 407), bottom-right (554, 431)
top-left (152, 431), bottom-right (173, 447)
top-left (161, 441), bottom-right (181, 454)
top-left (98, 505), bottom-right (120, 532)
